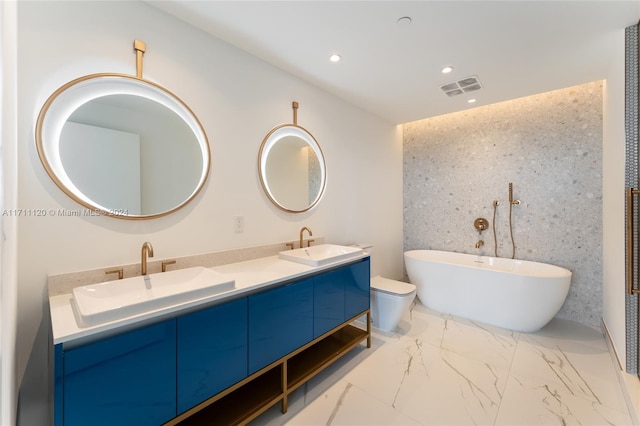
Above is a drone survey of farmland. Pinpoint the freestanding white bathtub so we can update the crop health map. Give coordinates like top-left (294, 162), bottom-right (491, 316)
top-left (404, 250), bottom-right (572, 332)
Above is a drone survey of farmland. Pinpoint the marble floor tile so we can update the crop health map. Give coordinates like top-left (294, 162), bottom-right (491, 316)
top-left (510, 335), bottom-right (626, 412)
top-left (407, 303), bottom-right (520, 370)
top-left (494, 374), bottom-right (632, 426)
top-left (249, 306), bottom-right (633, 426)
top-left (528, 318), bottom-right (610, 351)
top-left (390, 345), bottom-right (509, 425)
top-left (287, 380), bottom-right (422, 426)
top-left (340, 333), bottom-right (426, 406)
top-left (439, 316), bottom-right (520, 370)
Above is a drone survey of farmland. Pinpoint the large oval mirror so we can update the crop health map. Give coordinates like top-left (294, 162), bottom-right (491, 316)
top-left (36, 73), bottom-right (210, 219)
top-left (258, 124), bottom-right (326, 213)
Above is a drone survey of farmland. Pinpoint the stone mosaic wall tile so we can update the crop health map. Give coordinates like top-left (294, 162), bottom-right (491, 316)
top-left (624, 23), bottom-right (638, 375)
top-left (403, 81), bottom-right (603, 326)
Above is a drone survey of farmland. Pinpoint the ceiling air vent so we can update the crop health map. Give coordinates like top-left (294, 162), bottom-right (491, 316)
top-left (440, 75), bottom-right (482, 97)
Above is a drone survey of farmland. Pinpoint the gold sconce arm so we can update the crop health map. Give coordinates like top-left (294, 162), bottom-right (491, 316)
top-left (292, 101), bottom-right (299, 125)
top-left (133, 39), bottom-right (146, 79)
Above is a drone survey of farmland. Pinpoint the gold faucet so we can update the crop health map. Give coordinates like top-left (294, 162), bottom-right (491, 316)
top-left (475, 240), bottom-right (484, 249)
top-left (141, 242), bottom-right (154, 275)
top-left (299, 227), bottom-right (312, 248)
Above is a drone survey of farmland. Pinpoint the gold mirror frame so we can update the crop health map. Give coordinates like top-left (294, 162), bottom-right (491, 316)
top-left (35, 40), bottom-right (211, 220)
top-left (258, 102), bottom-right (327, 213)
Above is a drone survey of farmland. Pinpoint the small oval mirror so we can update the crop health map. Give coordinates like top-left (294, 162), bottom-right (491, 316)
top-left (36, 74), bottom-right (210, 219)
top-left (258, 124), bottom-right (326, 213)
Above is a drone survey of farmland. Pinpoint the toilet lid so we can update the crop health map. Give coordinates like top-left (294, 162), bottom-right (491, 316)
top-left (371, 275), bottom-right (416, 295)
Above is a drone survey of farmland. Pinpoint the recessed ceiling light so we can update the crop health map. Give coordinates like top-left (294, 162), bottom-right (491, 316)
top-left (329, 54), bottom-right (341, 63)
top-left (397, 16), bottom-right (412, 26)
top-left (441, 66), bottom-right (454, 74)
top-left (467, 98), bottom-right (477, 104)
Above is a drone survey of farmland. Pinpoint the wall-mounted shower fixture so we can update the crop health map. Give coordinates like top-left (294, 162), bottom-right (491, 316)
top-left (492, 200), bottom-right (499, 257)
top-left (474, 218), bottom-right (489, 234)
top-left (508, 182), bottom-right (521, 205)
top-left (475, 240), bottom-right (484, 249)
top-left (508, 182), bottom-right (519, 259)
top-left (492, 184), bottom-right (522, 259)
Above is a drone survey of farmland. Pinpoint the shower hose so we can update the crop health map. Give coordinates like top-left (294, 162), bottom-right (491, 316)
top-left (492, 199), bottom-right (517, 259)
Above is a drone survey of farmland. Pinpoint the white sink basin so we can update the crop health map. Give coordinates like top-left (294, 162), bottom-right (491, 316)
top-left (279, 244), bottom-right (364, 267)
top-left (71, 267), bottom-right (235, 327)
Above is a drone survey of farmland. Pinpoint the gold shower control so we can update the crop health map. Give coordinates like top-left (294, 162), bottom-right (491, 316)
top-left (474, 218), bottom-right (489, 234)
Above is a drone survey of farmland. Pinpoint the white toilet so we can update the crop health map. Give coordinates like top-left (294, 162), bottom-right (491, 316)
top-left (370, 275), bottom-right (416, 332)
top-left (353, 244), bottom-right (417, 332)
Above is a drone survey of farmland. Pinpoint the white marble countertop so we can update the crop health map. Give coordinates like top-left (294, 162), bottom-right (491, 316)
top-left (50, 254), bottom-right (369, 346)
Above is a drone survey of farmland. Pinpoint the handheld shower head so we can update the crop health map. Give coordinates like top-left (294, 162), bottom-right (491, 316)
top-left (508, 182), bottom-right (520, 205)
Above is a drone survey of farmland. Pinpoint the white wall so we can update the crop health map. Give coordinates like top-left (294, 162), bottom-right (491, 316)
top-left (1, 1), bottom-right (19, 424)
top-left (602, 29), bottom-right (627, 369)
top-left (16, 1), bottom-right (403, 423)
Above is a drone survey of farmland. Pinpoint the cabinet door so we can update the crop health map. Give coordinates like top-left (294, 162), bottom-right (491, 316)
top-left (248, 278), bottom-right (313, 374)
top-left (313, 269), bottom-right (345, 338)
top-left (344, 258), bottom-right (371, 319)
top-left (54, 344), bottom-right (63, 426)
top-left (63, 319), bottom-right (176, 426)
top-left (177, 298), bottom-right (248, 414)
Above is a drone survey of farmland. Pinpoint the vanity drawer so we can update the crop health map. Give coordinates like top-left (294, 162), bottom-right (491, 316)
top-left (248, 278), bottom-right (314, 374)
top-left (314, 258), bottom-right (371, 338)
top-left (62, 319), bottom-right (177, 426)
top-left (313, 269), bottom-right (345, 337)
top-left (344, 259), bottom-right (371, 319)
top-left (177, 297), bottom-right (248, 414)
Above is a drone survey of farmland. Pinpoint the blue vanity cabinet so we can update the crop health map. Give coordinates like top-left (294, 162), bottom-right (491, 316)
top-left (54, 344), bottom-right (63, 426)
top-left (313, 258), bottom-right (371, 338)
top-left (344, 258), bottom-right (371, 320)
top-left (176, 297), bottom-right (248, 414)
top-left (248, 277), bottom-right (314, 374)
top-left (61, 319), bottom-right (177, 426)
top-left (313, 269), bottom-right (345, 337)
top-left (54, 257), bottom-right (371, 425)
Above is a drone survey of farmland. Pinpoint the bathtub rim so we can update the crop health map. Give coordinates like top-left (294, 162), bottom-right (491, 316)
top-left (404, 249), bottom-right (572, 278)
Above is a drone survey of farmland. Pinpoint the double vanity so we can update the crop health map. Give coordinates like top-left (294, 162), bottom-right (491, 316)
top-left (39, 40), bottom-right (360, 426)
top-left (49, 244), bottom-right (371, 426)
